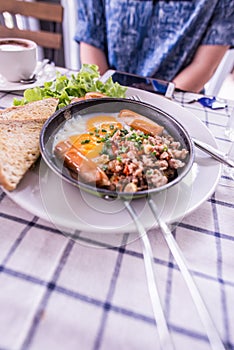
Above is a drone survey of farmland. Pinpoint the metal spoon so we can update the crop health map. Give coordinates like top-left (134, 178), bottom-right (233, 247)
top-left (130, 95), bottom-right (234, 168)
top-left (20, 58), bottom-right (50, 84)
top-left (192, 138), bottom-right (234, 168)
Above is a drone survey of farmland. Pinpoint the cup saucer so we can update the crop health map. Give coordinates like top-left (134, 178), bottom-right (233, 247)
top-left (0, 61), bottom-right (56, 91)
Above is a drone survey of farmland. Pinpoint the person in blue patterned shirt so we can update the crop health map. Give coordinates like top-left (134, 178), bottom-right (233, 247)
top-left (75, 0), bottom-right (234, 93)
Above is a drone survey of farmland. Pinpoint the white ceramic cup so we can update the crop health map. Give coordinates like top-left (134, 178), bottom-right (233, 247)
top-left (0, 38), bottom-right (38, 82)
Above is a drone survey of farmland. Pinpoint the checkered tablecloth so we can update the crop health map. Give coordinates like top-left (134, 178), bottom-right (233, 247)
top-left (0, 78), bottom-right (234, 350)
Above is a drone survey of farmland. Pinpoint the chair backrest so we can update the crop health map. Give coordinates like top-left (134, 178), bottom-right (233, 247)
top-left (0, 0), bottom-right (64, 64)
top-left (204, 48), bottom-right (234, 97)
top-left (61, 0), bottom-right (80, 70)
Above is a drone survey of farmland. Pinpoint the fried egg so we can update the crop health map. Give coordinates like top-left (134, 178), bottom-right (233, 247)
top-left (53, 113), bottom-right (123, 159)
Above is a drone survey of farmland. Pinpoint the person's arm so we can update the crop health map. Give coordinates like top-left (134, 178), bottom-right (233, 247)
top-left (173, 45), bottom-right (230, 93)
top-left (80, 42), bottom-right (109, 75)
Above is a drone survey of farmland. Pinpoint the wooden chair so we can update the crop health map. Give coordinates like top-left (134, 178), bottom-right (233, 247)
top-left (0, 0), bottom-right (64, 65)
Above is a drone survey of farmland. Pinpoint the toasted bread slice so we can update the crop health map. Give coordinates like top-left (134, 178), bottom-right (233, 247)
top-left (0, 119), bottom-right (45, 190)
top-left (0, 98), bottom-right (58, 121)
top-left (0, 98), bottom-right (58, 191)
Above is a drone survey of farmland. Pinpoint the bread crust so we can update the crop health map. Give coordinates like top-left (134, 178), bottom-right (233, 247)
top-left (0, 98), bottom-right (58, 121)
top-left (0, 98), bottom-right (58, 191)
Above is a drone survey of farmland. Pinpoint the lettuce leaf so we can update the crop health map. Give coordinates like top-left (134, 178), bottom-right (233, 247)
top-left (13, 64), bottom-right (127, 109)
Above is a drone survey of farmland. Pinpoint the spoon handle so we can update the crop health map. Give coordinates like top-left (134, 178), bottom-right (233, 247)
top-left (192, 138), bottom-right (234, 168)
top-left (124, 200), bottom-right (175, 350)
top-left (129, 94), bottom-right (234, 168)
top-left (32, 58), bottom-right (50, 78)
top-left (148, 197), bottom-right (225, 350)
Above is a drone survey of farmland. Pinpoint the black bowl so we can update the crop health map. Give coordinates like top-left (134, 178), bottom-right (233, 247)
top-left (40, 98), bottom-right (194, 199)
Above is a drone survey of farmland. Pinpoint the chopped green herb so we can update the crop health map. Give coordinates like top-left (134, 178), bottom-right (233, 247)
top-left (81, 139), bottom-right (91, 144)
top-left (100, 136), bottom-right (109, 142)
top-left (120, 146), bottom-right (128, 153)
top-left (111, 128), bottom-right (118, 136)
top-left (116, 156), bottom-right (122, 162)
top-left (102, 164), bottom-right (108, 171)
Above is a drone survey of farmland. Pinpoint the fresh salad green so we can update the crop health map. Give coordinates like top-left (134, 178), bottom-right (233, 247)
top-left (13, 64), bottom-right (127, 109)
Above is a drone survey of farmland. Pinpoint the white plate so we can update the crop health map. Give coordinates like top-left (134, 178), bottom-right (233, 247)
top-left (0, 62), bottom-right (57, 91)
top-left (4, 88), bottom-right (221, 234)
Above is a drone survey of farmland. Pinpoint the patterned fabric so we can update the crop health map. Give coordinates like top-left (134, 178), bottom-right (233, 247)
top-left (75, 0), bottom-right (234, 81)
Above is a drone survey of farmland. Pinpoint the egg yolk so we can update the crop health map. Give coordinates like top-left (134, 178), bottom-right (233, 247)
top-left (69, 115), bottom-right (123, 159)
top-left (69, 133), bottom-right (103, 159)
top-left (87, 115), bottom-right (122, 135)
